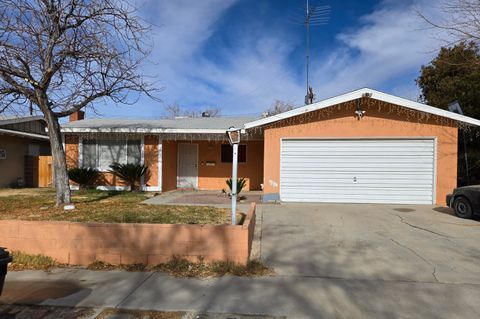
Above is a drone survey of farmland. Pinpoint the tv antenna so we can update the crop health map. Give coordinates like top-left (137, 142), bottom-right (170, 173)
top-left (293, 1), bottom-right (330, 104)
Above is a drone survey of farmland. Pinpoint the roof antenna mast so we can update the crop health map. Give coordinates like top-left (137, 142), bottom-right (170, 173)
top-left (302, 0), bottom-right (330, 105)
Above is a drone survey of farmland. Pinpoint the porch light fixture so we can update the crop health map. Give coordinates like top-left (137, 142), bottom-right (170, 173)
top-left (227, 126), bottom-right (241, 145)
top-left (226, 126), bottom-right (241, 225)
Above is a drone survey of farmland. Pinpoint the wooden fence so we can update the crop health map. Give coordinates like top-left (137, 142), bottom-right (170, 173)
top-left (25, 155), bottom-right (53, 187)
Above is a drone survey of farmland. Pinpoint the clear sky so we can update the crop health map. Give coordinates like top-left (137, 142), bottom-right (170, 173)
top-left (90, 0), bottom-right (450, 119)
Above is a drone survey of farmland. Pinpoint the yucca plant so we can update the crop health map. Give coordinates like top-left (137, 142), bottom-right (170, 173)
top-left (226, 177), bottom-right (247, 197)
top-left (67, 167), bottom-right (99, 189)
top-left (109, 163), bottom-right (148, 191)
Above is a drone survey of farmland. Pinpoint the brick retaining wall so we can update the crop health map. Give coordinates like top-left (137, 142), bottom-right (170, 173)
top-left (0, 203), bottom-right (256, 265)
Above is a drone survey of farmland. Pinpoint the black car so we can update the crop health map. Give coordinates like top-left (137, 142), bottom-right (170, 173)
top-left (446, 185), bottom-right (480, 219)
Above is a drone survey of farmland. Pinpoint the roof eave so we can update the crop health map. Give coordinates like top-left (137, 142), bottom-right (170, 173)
top-left (61, 128), bottom-right (247, 134)
top-left (0, 116), bottom-right (45, 126)
top-left (0, 128), bottom-right (49, 140)
top-left (244, 88), bottom-right (480, 129)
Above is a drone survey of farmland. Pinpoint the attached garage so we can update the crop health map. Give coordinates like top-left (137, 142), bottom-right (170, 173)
top-left (245, 88), bottom-right (480, 205)
top-left (280, 138), bottom-right (435, 204)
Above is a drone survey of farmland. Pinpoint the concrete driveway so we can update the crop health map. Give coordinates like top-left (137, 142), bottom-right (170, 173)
top-left (251, 203), bottom-right (480, 318)
top-left (260, 203), bottom-right (480, 283)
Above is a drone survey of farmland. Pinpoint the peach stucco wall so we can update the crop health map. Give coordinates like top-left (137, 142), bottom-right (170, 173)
top-left (64, 135), bottom-right (264, 191)
top-left (162, 140), bottom-right (178, 192)
top-left (197, 140), bottom-right (263, 190)
top-left (262, 99), bottom-right (458, 205)
top-left (0, 203), bottom-right (257, 265)
top-left (64, 134), bottom-right (158, 188)
top-left (161, 140), bottom-right (264, 191)
top-left (144, 135), bottom-right (159, 187)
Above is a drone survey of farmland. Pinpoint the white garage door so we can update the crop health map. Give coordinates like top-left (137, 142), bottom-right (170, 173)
top-left (280, 139), bottom-right (435, 204)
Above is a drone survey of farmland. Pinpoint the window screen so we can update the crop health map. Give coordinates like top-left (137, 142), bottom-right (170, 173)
top-left (98, 140), bottom-right (127, 170)
top-left (127, 140), bottom-right (141, 165)
top-left (221, 144), bottom-right (246, 163)
top-left (82, 139), bottom-right (97, 168)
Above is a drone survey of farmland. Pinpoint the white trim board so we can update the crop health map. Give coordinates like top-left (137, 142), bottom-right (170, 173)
top-left (158, 137), bottom-right (163, 192)
top-left (244, 88), bottom-right (480, 129)
top-left (0, 128), bottom-right (49, 140)
top-left (62, 128), bottom-right (246, 134)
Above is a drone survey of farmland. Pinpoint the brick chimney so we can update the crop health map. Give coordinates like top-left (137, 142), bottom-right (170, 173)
top-left (69, 110), bottom-right (85, 122)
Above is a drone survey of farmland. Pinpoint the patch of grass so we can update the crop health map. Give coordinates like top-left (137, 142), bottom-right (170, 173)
top-left (8, 251), bottom-right (61, 271)
top-left (96, 308), bottom-right (184, 319)
top-left (9, 252), bottom-right (274, 278)
top-left (86, 261), bottom-right (148, 272)
top-left (88, 257), bottom-right (274, 278)
top-left (0, 188), bottom-right (238, 225)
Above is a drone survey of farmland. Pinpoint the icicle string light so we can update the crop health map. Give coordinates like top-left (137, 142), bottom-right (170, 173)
top-left (246, 98), bottom-right (480, 138)
top-left (64, 98), bottom-right (480, 141)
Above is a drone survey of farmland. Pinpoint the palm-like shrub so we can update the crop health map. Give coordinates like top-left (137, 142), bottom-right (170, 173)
top-left (68, 167), bottom-right (99, 189)
top-left (226, 178), bottom-right (247, 196)
top-left (109, 163), bottom-right (148, 191)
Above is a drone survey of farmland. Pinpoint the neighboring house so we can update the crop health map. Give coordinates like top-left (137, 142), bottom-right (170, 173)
top-left (0, 115), bottom-right (51, 187)
top-left (61, 88), bottom-right (480, 205)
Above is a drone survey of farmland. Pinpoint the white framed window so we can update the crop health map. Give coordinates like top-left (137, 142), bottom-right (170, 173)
top-left (81, 138), bottom-right (142, 171)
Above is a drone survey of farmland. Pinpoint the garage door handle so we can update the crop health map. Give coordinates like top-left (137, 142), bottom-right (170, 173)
top-left (353, 177), bottom-right (357, 182)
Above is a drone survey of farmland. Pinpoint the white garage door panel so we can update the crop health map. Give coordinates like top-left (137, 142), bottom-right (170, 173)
top-left (280, 139), bottom-right (435, 204)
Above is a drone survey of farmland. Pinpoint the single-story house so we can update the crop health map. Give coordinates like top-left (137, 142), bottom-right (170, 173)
top-left (0, 115), bottom-right (51, 187)
top-left (61, 88), bottom-right (480, 205)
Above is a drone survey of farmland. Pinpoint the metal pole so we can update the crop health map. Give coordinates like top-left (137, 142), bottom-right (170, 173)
top-left (231, 143), bottom-right (238, 225)
top-left (306, 0), bottom-right (310, 100)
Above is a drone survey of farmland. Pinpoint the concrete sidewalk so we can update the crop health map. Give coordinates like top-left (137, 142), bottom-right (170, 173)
top-left (2, 268), bottom-right (480, 319)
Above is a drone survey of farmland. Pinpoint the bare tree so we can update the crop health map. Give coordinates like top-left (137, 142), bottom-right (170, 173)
top-left (163, 103), bottom-right (221, 118)
top-left (263, 100), bottom-right (295, 117)
top-left (418, 0), bottom-right (480, 45)
top-left (0, 0), bottom-right (157, 205)
top-left (164, 103), bottom-right (182, 118)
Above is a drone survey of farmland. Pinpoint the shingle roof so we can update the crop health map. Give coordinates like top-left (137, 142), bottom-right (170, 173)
top-left (61, 117), bottom-right (256, 133)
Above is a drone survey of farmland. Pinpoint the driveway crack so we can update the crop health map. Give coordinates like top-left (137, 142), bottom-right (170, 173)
top-left (393, 213), bottom-right (450, 238)
top-left (390, 238), bottom-right (439, 282)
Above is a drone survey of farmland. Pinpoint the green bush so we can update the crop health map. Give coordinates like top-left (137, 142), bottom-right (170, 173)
top-left (226, 177), bottom-right (247, 196)
top-left (109, 163), bottom-right (148, 191)
top-left (67, 167), bottom-right (99, 189)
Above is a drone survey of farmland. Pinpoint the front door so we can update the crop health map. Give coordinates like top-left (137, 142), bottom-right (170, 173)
top-left (177, 143), bottom-right (198, 189)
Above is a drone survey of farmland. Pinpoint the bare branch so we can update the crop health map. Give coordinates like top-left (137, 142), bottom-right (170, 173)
top-left (0, 0), bottom-right (159, 116)
top-left (418, 0), bottom-right (480, 45)
top-left (163, 103), bottom-right (222, 119)
top-left (263, 100), bottom-right (296, 117)
top-left (0, 0), bottom-right (159, 205)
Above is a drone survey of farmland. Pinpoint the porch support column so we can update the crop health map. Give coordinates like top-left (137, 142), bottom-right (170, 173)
top-left (158, 137), bottom-right (163, 192)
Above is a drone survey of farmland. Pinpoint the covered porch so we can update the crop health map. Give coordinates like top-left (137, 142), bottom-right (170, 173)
top-left (161, 139), bottom-right (264, 192)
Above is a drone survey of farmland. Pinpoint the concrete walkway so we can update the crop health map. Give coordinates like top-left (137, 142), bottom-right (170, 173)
top-left (143, 190), bottom-right (261, 211)
top-left (2, 204), bottom-right (480, 318)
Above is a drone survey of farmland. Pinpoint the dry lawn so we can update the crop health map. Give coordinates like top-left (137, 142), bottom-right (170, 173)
top-left (0, 188), bottom-right (242, 225)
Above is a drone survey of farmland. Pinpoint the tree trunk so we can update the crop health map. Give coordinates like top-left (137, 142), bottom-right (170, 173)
top-left (44, 110), bottom-right (71, 205)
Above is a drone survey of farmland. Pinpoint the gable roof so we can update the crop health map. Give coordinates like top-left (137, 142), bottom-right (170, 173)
top-left (244, 88), bottom-right (480, 129)
top-left (61, 117), bottom-right (255, 133)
